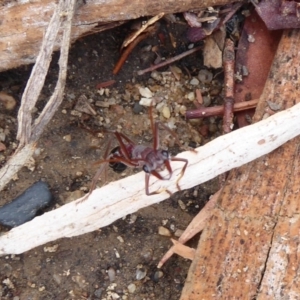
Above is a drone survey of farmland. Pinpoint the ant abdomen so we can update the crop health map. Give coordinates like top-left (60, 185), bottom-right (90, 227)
top-left (109, 146), bottom-right (127, 173)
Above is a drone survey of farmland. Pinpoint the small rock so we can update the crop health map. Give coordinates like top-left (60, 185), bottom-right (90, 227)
top-left (267, 100), bottom-right (282, 111)
top-left (136, 267), bottom-right (147, 280)
top-left (187, 92), bottom-right (195, 101)
top-left (133, 102), bottom-right (143, 114)
top-left (3, 278), bottom-right (14, 289)
top-left (127, 283), bottom-right (136, 294)
top-left (63, 134), bottom-right (72, 142)
top-left (158, 226), bottom-right (172, 237)
top-left (153, 270), bottom-right (164, 282)
top-left (162, 106), bottom-right (171, 119)
top-left (44, 244), bottom-right (59, 253)
top-left (179, 105), bottom-right (187, 116)
top-left (128, 214), bottom-right (137, 224)
top-left (95, 101), bottom-right (110, 108)
top-left (0, 92), bottom-right (16, 110)
top-left (74, 95), bottom-right (96, 115)
top-left (117, 236), bottom-right (124, 243)
top-left (94, 288), bottom-right (103, 298)
top-left (198, 69), bottom-right (213, 84)
top-left (0, 181), bottom-right (53, 228)
top-left (202, 96), bottom-right (211, 107)
top-left (178, 199), bottom-right (186, 210)
top-left (139, 97), bottom-right (153, 107)
top-left (150, 71), bottom-right (162, 81)
top-left (70, 110), bottom-right (82, 117)
top-left (139, 87), bottom-right (153, 98)
top-left (189, 78), bottom-right (199, 85)
top-left (107, 267), bottom-right (116, 282)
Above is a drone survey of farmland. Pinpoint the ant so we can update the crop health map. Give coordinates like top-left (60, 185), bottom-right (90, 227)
top-left (81, 103), bottom-right (188, 201)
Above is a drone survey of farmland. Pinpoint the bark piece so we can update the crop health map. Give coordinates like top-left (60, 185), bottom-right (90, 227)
top-left (180, 29), bottom-right (300, 299)
top-left (0, 0), bottom-right (240, 72)
top-left (234, 10), bottom-right (281, 127)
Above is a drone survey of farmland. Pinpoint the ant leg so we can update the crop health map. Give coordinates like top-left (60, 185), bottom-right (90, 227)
top-left (112, 131), bottom-right (135, 160)
top-left (170, 157), bottom-right (188, 191)
top-left (144, 173), bottom-right (172, 196)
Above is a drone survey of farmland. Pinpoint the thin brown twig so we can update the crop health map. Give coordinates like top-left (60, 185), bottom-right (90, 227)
top-left (137, 46), bottom-right (203, 76)
top-left (186, 99), bottom-right (258, 119)
top-left (113, 33), bottom-right (149, 75)
top-left (222, 38), bottom-right (235, 133)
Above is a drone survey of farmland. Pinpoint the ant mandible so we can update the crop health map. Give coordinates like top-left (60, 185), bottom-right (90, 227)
top-left (83, 103), bottom-right (188, 200)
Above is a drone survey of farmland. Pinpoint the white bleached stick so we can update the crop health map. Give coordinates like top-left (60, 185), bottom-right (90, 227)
top-left (1, 102), bottom-right (300, 255)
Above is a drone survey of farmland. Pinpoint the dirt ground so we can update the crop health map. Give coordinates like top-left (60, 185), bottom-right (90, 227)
top-left (0, 18), bottom-right (222, 300)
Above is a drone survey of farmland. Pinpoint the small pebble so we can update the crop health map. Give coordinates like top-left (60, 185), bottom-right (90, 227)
top-left (139, 97), bottom-right (153, 106)
top-left (63, 134), bottom-right (71, 142)
top-left (198, 69), bottom-right (213, 84)
top-left (0, 181), bottom-right (53, 228)
top-left (0, 92), bottom-right (16, 110)
top-left (94, 288), bottom-right (103, 298)
top-left (133, 102), bottom-right (143, 114)
top-left (128, 214), bottom-right (137, 224)
top-left (95, 101), bottom-right (110, 108)
top-left (187, 92), bottom-right (195, 101)
top-left (178, 200), bottom-right (186, 210)
top-left (44, 244), bottom-right (59, 253)
top-left (107, 267), bottom-right (116, 282)
top-left (189, 78), bottom-right (199, 85)
top-left (153, 270), bottom-right (164, 282)
top-left (127, 283), bottom-right (136, 294)
top-left (136, 267), bottom-right (147, 280)
top-left (202, 96), bottom-right (211, 107)
top-left (158, 226), bottom-right (172, 237)
top-left (179, 105), bottom-right (187, 116)
top-left (139, 87), bottom-right (153, 98)
top-left (162, 106), bottom-right (171, 119)
top-left (117, 236), bottom-right (124, 243)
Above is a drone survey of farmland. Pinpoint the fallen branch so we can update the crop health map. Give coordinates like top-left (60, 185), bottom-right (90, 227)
top-left (137, 46), bottom-right (203, 76)
top-left (1, 102), bottom-right (300, 255)
top-left (222, 38), bottom-right (235, 133)
top-left (186, 98), bottom-right (258, 119)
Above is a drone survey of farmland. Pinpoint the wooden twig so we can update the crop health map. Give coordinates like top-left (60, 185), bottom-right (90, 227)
top-left (113, 33), bottom-right (149, 75)
top-left (1, 102), bottom-right (300, 255)
top-left (186, 99), bottom-right (258, 119)
top-left (222, 38), bottom-right (235, 133)
top-left (137, 46), bottom-right (203, 76)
